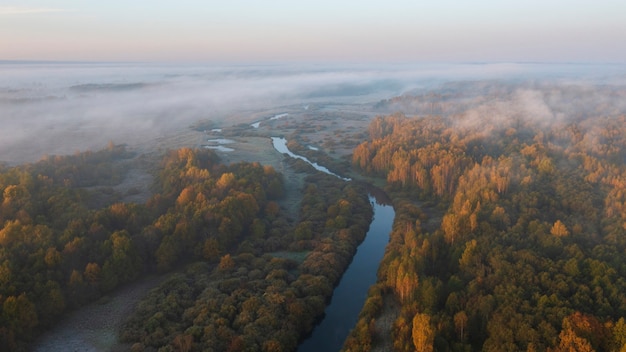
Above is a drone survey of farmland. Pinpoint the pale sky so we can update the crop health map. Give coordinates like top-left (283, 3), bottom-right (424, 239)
top-left (1, 0), bottom-right (625, 63)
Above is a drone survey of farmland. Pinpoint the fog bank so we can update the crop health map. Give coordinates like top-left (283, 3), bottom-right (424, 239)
top-left (1, 62), bottom-right (624, 164)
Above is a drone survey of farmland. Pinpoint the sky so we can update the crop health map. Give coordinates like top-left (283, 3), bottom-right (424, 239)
top-left (1, 1), bottom-right (626, 63)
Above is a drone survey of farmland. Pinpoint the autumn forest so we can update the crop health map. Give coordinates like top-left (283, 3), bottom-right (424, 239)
top-left (347, 93), bottom-right (626, 351)
top-left (2, 79), bottom-right (626, 351)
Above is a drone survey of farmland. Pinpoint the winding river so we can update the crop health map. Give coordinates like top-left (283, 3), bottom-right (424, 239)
top-left (271, 137), bottom-right (395, 352)
top-left (35, 137), bottom-right (393, 352)
top-left (271, 137), bottom-right (351, 181)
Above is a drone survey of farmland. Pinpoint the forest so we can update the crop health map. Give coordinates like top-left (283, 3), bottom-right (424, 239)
top-left (0, 143), bottom-right (372, 351)
top-left (345, 103), bottom-right (626, 351)
top-left (4, 78), bottom-right (626, 352)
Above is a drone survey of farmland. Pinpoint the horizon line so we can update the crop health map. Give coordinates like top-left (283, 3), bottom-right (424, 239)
top-left (2, 59), bottom-right (625, 67)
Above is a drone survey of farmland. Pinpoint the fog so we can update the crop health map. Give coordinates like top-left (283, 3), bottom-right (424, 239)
top-left (377, 72), bottom-right (626, 135)
top-left (1, 61), bottom-right (625, 164)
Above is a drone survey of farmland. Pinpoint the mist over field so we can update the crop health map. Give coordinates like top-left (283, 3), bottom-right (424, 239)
top-left (1, 61), bottom-right (625, 164)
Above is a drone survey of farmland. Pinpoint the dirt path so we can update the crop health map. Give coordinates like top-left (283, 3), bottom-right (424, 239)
top-left (32, 275), bottom-right (166, 352)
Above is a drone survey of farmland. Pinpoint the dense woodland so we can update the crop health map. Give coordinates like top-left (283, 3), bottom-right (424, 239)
top-left (0, 143), bottom-right (372, 351)
top-left (121, 171), bottom-right (371, 351)
top-left (346, 108), bottom-right (626, 351)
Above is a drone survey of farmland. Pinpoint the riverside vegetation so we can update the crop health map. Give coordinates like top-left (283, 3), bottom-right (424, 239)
top-left (0, 144), bottom-right (372, 351)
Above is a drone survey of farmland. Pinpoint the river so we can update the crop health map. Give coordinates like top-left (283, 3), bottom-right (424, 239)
top-left (271, 137), bottom-right (351, 181)
top-left (271, 137), bottom-right (394, 351)
top-left (298, 196), bottom-right (394, 352)
top-left (34, 137), bottom-right (393, 352)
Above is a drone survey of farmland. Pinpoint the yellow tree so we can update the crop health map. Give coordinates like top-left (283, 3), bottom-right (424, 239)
top-left (551, 220), bottom-right (570, 237)
top-left (412, 313), bottom-right (434, 352)
top-left (442, 213), bottom-right (460, 244)
top-left (551, 329), bottom-right (594, 352)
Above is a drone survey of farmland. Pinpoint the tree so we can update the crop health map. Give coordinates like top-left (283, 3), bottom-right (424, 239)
top-left (176, 186), bottom-right (195, 206)
top-left (454, 311), bottom-right (468, 341)
top-left (412, 313), bottom-right (434, 352)
top-left (442, 213), bottom-right (460, 244)
top-left (294, 221), bottom-right (313, 241)
top-left (219, 254), bottom-right (235, 271)
top-left (551, 220), bottom-right (570, 237)
top-left (202, 238), bottom-right (221, 262)
top-left (2, 294), bottom-right (38, 339)
top-left (216, 172), bottom-right (236, 192)
top-left (84, 262), bottom-right (101, 285)
top-left (172, 333), bottom-right (193, 352)
top-left (552, 328), bottom-right (594, 352)
top-left (44, 247), bottom-right (62, 268)
top-left (155, 235), bottom-right (182, 272)
top-left (459, 239), bottom-right (478, 273)
top-left (613, 317), bottom-right (626, 351)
